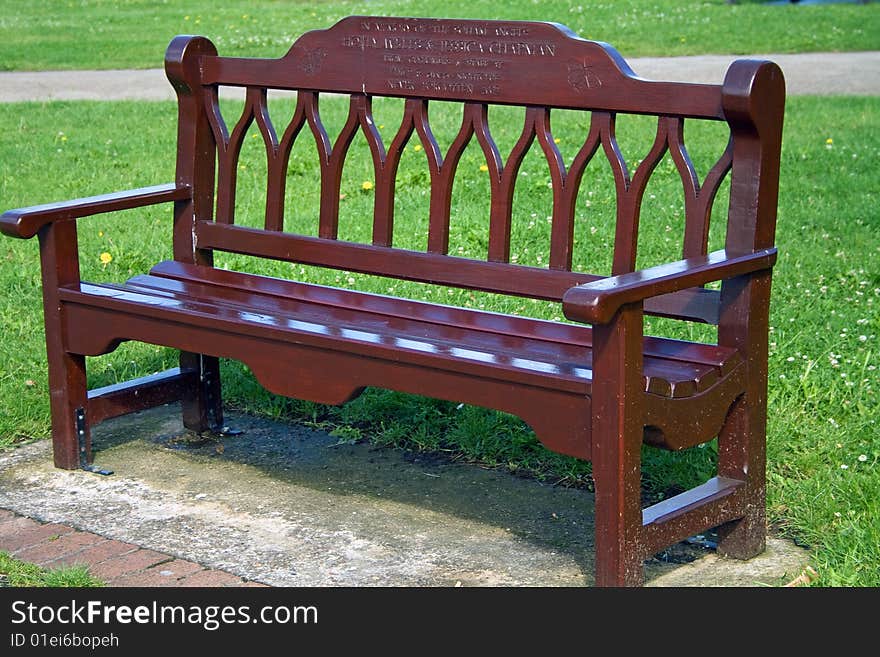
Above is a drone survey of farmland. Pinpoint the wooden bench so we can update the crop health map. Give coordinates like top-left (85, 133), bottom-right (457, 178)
top-left (0, 16), bottom-right (785, 586)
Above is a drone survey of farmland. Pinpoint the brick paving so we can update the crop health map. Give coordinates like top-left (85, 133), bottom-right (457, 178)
top-left (0, 508), bottom-right (269, 587)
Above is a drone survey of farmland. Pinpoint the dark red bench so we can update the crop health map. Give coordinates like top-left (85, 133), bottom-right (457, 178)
top-left (0, 16), bottom-right (785, 586)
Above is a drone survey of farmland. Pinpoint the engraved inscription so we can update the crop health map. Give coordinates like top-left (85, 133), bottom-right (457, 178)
top-left (300, 47), bottom-right (327, 75)
top-left (339, 19), bottom-right (560, 97)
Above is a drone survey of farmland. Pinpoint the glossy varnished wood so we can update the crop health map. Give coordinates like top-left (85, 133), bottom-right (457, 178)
top-left (0, 184), bottom-right (190, 240)
top-left (0, 16), bottom-right (785, 586)
top-left (87, 368), bottom-right (198, 425)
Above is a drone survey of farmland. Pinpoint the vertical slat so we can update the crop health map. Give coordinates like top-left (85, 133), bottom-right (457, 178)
top-left (203, 86), bottom-right (230, 150)
top-left (490, 107), bottom-right (538, 263)
top-left (666, 117), bottom-right (704, 259)
top-left (596, 113), bottom-right (631, 275)
top-left (199, 88), bottom-right (228, 229)
top-left (373, 99), bottom-right (419, 246)
top-left (666, 117), bottom-right (700, 202)
top-left (666, 118), bottom-right (699, 257)
top-left (532, 108), bottom-right (569, 270)
top-left (310, 93), bottom-right (389, 241)
top-left (469, 104), bottom-right (505, 262)
top-left (302, 91), bottom-right (337, 239)
top-left (255, 90), bottom-right (307, 232)
top-left (357, 95), bottom-right (387, 176)
top-left (682, 140), bottom-right (732, 258)
top-left (347, 96), bottom-right (394, 247)
top-left (251, 88), bottom-right (281, 231)
top-left (609, 115), bottom-right (669, 275)
top-left (258, 93), bottom-right (306, 231)
top-left (206, 87), bottom-right (259, 225)
top-left (425, 102), bottom-right (476, 254)
top-left (322, 95), bottom-right (362, 239)
top-left (412, 99), bottom-right (442, 175)
top-left (412, 100), bottom-right (444, 251)
top-left (555, 113), bottom-right (603, 272)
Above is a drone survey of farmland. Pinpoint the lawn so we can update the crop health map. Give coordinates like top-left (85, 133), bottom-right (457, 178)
top-left (0, 0), bottom-right (878, 71)
top-left (0, 93), bottom-right (876, 586)
top-left (0, 1), bottom-right (877, 587)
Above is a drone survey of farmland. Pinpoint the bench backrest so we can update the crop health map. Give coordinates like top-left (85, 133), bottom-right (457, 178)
top-left (165, 16), bottom-right (784, 326)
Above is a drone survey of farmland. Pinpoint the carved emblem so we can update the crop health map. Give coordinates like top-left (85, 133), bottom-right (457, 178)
top-left (567, 60), bottom-right (602, 92)
top-left (301, 47), bottom-right (327, 75)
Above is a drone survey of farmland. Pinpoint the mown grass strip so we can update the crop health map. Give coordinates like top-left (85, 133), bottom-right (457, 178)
top-left (0, 550), bottom-right (104, 587)
top-left (0, 0), bottom-right (877, 72)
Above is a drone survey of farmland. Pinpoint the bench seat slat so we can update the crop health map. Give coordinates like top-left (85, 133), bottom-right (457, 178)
top-left (62, 281), bottom-right (592, 395)
top-left (149, 260), bottom-right (737, 373)
top-left (62, 264), bottom-right (740, 400)
top-left (63, 279), bottom-right (732, 401)
top-left (125, 273), bottom-right (718, 397)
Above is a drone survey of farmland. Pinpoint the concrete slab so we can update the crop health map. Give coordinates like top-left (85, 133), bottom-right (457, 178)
top-left (0, 405), bottom-right (811, 587)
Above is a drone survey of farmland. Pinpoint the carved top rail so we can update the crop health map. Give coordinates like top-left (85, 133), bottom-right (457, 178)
top-left (200, 16), bottom-right (727, 118)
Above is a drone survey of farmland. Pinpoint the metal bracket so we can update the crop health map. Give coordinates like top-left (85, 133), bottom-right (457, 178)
top-left (211, 425), bottom-right (243, 437)
top-left (201, 356), bottom-right (242, 437)
top-left (75, 408), bottom-right (113, 476)
top-left (685, 534), bottom-right (718, 550)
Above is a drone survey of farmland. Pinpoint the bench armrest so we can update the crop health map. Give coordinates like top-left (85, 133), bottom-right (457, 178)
top-left (562, 248), bottom-right (777, 325)
top-left (0, 183), bottom-right (191, 239)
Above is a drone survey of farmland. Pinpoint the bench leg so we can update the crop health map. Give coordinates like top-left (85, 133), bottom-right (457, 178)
top-left (591, 305), bottom-right (645, 586)
top-left (38, 221), bottom-right (89, 469)
top-left (716, 272), bottom-right (770, 560)
top-left (179, 352), bottom-right (224, 434)
top-left (45, 350), bottom-right (89, 470)
top-left (715, 395), bottom-right (766, 559)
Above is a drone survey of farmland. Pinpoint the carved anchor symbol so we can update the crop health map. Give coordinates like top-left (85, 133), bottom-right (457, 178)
top-left (567, 60), bottom-right (602, 92)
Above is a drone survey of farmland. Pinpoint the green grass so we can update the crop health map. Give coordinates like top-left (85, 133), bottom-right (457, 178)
top-left (0, 0), bottom-right (877, 71)
top-left (0, 550), bottom-right (104, 586)
top-left (0, 94), bottom-right (877, 586)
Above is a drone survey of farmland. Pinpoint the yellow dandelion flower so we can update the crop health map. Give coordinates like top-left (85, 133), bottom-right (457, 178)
top-left (98, 231), bottom-right (104, 237)
top-left (99, 252), bottom-right (112, 265)
top-left (553, 137), bottom-right (561, 144)
top-left (413, 144), bottom-right (423, 152)
top-left (479, 164), bottom-right (489, 172)
top-left (826, 138), bottom-right (833, 145)
top-left (362, 181), bottom-right (374, 190)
